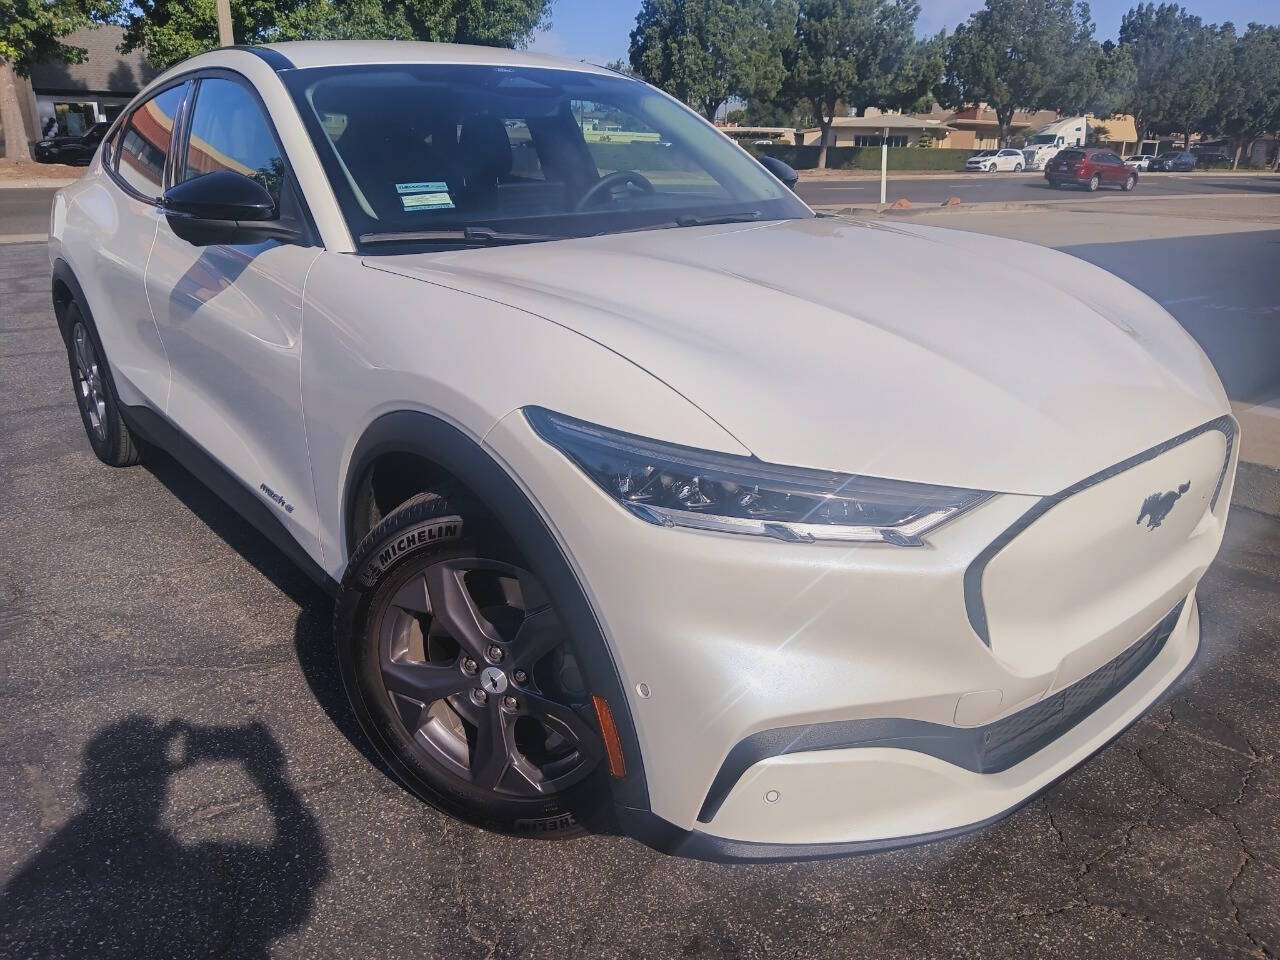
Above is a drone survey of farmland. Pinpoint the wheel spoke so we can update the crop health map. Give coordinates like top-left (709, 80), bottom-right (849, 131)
top-left (509, 606), bottom-right (563, 670)
top-left (520, 692), bottom-right (601, 763)
top-left (390, 573), bottom-right (432, 616)
top-left (425, 562), bottom-right (502, 658)
top-left (381, 659), bottom-right (469, 703)
top-left (469, 702), bottom-right (517, 789)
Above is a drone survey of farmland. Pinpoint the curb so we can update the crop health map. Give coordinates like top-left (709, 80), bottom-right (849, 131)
top-left (0, 233), bottom-right (48, 245)
top-left (1234, 461), bottom-right (1280, 518)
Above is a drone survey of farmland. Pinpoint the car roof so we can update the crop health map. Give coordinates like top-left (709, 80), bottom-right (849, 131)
top-left (255, 40), bottom-right (616, 76)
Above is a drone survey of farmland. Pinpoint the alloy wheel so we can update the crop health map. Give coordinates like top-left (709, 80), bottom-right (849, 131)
top-left (71, 322), bottom-right (108, 442)
top-left (374, 557), bottom-right (600, 797)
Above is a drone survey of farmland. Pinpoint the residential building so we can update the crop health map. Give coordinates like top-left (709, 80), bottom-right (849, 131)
top-left (15, 26), bottom-right (154, 141)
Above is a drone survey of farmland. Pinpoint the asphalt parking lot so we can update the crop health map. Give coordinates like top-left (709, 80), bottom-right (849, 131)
top-left (1, 207), bottom-right (1278, 957)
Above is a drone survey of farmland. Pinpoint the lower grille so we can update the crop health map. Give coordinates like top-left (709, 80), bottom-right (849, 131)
top-left (980, 600), bottom-right (1184, 771)
top-left (696, 600), bottom-right (1187, 823)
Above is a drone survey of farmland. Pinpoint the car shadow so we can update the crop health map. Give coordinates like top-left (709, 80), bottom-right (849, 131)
top-left (0, 715), bottom-right (329, 959)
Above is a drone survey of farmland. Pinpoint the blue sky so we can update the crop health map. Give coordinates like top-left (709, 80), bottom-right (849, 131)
top-left (528, 0), bottom-right (1279, 66)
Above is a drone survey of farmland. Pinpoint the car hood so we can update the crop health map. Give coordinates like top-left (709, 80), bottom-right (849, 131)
top-left (365, 217), bottom-right (1228, 494)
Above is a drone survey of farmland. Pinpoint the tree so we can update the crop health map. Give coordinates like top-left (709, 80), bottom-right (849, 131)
top-left (1118, 3), bottom-right (1220, 148)
top-left (0, 0), bottom-right (108, 159)
top-left (1209, 23), bottom-right (1280, 168)
top-left (113, 0), bottom-right (552, 70)
top-left (778, 0), bottom-right (936, 168)
top-left (628, 0), bottom-right (796, 122)
top-left (941, 0), bottom-right (1096, 147)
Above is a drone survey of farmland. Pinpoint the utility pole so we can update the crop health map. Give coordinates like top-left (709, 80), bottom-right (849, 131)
top-left (880, 126), bottom-right (889, 205)
top-left (216, 0), bottom-right (234, 46)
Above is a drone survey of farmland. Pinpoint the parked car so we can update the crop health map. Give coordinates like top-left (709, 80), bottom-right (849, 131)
top-left (965, 147), bottom-right (1025, 172)
top-left (1044, 147), bottom-right (1139, 191)
top-left (1150, 151), bottom-right (1196, 172)
top-left (1124, 154), bottom-right (1155, 170)
top-left (33, 121), bottom-right (110, 165)
top-left (1192, 150), bottom-right (1231, 167)
top-left (51, 41), bottom-right (1238, 861)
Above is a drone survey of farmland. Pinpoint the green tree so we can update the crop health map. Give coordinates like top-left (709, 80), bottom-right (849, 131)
top-left (778, 0), bottom-right (936, 168)
top-left (1117, 3), bottom-right (1221, 148)
top-left (0, 0), bottom-right (109, 159)
top-left (628, 0), bottom-right (797, 122)
top-left (113, 0), bottom-right (552, 70)
top-left (941, 0), bottom-right (1096, 147)
top-left (1209, 23), bottom-right (1280, 168)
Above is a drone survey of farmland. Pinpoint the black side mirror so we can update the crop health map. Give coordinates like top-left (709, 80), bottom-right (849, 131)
top-left (161, 170), bottom-right (300, 246)
top-left (757, 155), bottom-right (800, 192)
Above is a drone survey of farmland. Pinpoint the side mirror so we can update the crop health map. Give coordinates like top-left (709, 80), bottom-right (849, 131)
top-left (161, 170), bottom-right (300, 246)
top-left (757, 154), bottom-right (800, 192)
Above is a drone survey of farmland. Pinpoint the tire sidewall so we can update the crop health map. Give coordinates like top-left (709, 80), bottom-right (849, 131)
top-left (334, 492), bottom-right (605, 837)
top-left (62, 301), bottom-right (130, 464)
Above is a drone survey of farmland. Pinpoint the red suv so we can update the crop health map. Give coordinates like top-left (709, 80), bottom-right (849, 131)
top-left (1045, 147), bottom-right (1138, 192)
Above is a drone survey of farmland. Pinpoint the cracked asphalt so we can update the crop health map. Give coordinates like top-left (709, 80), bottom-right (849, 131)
top-left (1, 239), bottom-right (1278, 959)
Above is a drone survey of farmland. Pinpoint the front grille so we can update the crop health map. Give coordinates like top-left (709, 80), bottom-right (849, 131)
top-left (979, 600), bottom-right (1184, 772)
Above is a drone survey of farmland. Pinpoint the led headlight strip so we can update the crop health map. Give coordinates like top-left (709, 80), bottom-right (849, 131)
top-left (525, 407), bottom-right (991, 546)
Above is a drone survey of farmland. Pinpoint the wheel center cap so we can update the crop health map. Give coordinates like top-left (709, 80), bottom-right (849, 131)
top-left (480, 666), bottom-right (508, 694)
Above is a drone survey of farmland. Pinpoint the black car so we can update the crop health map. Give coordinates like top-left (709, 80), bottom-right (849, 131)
top-left (33, 122), bottom-right (109, 165)
top-left (1192, 150), bottom-right (1232, 167)
top-left (1149, 151), bottom-right (1196, 172)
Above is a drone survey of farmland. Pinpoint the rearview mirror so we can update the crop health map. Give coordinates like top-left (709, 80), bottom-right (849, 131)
top-left (757, 155), bottom-right (800, 192)
top-left (161, 170), bottom-right (301, 246)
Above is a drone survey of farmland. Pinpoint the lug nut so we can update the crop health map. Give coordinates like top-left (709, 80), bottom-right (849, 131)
top-left (461, 657), bottom-right (478, 674)
top-left (513, 670), bottom-right (528, 684)
top-left (473, 688), bottom-right (488, 704)
top-left (487, 644), bottom-right (504, 662)
top-left (502, 695), bottom-right (518, 711)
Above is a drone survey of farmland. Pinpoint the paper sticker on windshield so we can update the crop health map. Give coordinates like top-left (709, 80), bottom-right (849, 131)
top-left (401, 191), bottom-right (454, 212)
top-left (396, 181), bottom-right (449, 195)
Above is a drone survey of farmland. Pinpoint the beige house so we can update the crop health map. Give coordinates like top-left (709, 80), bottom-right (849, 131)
top-left (798, 113), bottom-right (955, 148)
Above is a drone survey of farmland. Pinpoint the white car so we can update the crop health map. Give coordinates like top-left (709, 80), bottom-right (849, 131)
top-left (1125, 154), bottom-right (1155, 170)
top-left (51, 41), bottom-right (1238, 861)
top-left (964, 148), bottom-right (1025, 172)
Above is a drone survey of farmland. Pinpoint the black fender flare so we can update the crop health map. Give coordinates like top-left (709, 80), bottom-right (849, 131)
top-left (341, 410), bottom-right (652, 815)
top-left (51, 257), bottom-right (89, 342)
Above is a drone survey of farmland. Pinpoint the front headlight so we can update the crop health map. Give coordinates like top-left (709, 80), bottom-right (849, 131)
top-left (525, 407), bottom-right (991, 546)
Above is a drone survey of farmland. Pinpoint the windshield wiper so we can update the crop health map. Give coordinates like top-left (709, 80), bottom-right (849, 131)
top-left (673, 211), bottom-right (763, 227)
top-left (358, 226), bottom-right (560, 246)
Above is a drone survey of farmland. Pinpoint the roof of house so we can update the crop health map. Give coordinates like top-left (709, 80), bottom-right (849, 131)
top-left (28, 26), bottom-right (155, 96)
top-left (825, 115), bottom-right (954, 131)
top-left (1089, 115), bottom-right (1138, 142)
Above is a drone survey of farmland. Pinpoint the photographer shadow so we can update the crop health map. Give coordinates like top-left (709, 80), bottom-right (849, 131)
top-left (2, 716), bottom-right (329, 959)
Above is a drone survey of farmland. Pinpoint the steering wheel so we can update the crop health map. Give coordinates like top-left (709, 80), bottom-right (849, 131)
top-left (574, 170), bottom-right (655, 211)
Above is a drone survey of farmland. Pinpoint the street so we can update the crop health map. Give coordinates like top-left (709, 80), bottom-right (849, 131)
top-left (2, 196), bottom-right (1278, 959)
top-left (793, 170), bottom-right (1280, 208)
top-left (4, 173), bottom-right (1279, 240)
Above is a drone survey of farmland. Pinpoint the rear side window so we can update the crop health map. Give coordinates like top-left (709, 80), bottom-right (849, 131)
top-left (1057, 150), bottom-right (1084, 162)
top-left (116, 84), bottom-right (186, 199)
top-left (180, 77), bottom-right (285, 205)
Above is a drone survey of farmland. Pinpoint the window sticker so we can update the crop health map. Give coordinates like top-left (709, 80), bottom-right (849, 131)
top-left (396, 180), bottom-right (454, 212)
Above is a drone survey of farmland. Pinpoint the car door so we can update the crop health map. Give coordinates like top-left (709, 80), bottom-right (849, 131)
top-left (65, 82), bottom-right (190, 409)
top-left (145, 71), bottom-right (325, 563)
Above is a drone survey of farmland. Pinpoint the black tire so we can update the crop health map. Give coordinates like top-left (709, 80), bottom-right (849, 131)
top-left (1014, 163), bottom-right (1023, 172)
top-left (1122, 173), bottom-right (1137, 192)
top-left (62, 301), bottom-right (142, 467)
top-left (334, 489), bottom-right (607, 837)
top-left (1087, 174), bottom-right (1101, 192)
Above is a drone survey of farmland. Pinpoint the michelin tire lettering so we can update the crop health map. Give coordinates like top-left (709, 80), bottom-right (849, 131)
top-left (357, 517), bottom-right (463, 586)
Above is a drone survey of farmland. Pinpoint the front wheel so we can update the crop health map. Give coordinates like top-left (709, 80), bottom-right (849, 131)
top-left (1122, 174), bottom-right (1137, 192)
top-left (334, 490), bottom-right (607, 837)
top-left (987, 163), bottom-right (997, 173)
top-left (1014, 163), bottom-right (1023, 172)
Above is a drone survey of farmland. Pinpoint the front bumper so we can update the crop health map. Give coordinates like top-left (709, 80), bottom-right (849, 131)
top-left (484, 411), bottom-right (1237, 857)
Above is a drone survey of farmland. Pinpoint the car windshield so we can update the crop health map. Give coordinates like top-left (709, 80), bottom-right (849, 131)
top-left (1026, 134), bottom-right (1056, 145)
top-left (282, 64), bottom-right (810, 249)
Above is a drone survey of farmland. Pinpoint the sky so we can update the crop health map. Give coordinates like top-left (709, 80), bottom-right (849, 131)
top-left (527, 0), bottom-right (1279, 66)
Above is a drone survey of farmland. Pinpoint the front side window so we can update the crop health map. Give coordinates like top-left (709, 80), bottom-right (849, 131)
top-left (116, 84), bottom-right (186, 199)
top-left (181, 77), bottom-right (285, 205)
top-left (283, 64), bottom-right (808, 249)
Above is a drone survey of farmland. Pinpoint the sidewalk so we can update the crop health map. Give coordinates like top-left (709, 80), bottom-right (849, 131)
top-left (1232, 398), bottom-right (1280, 516)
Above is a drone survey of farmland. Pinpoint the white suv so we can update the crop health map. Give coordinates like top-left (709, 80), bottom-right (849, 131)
top-left (964, 148), bottom-right (1026, 172)
top-left (51, 42), bottom-right (1237, 861)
